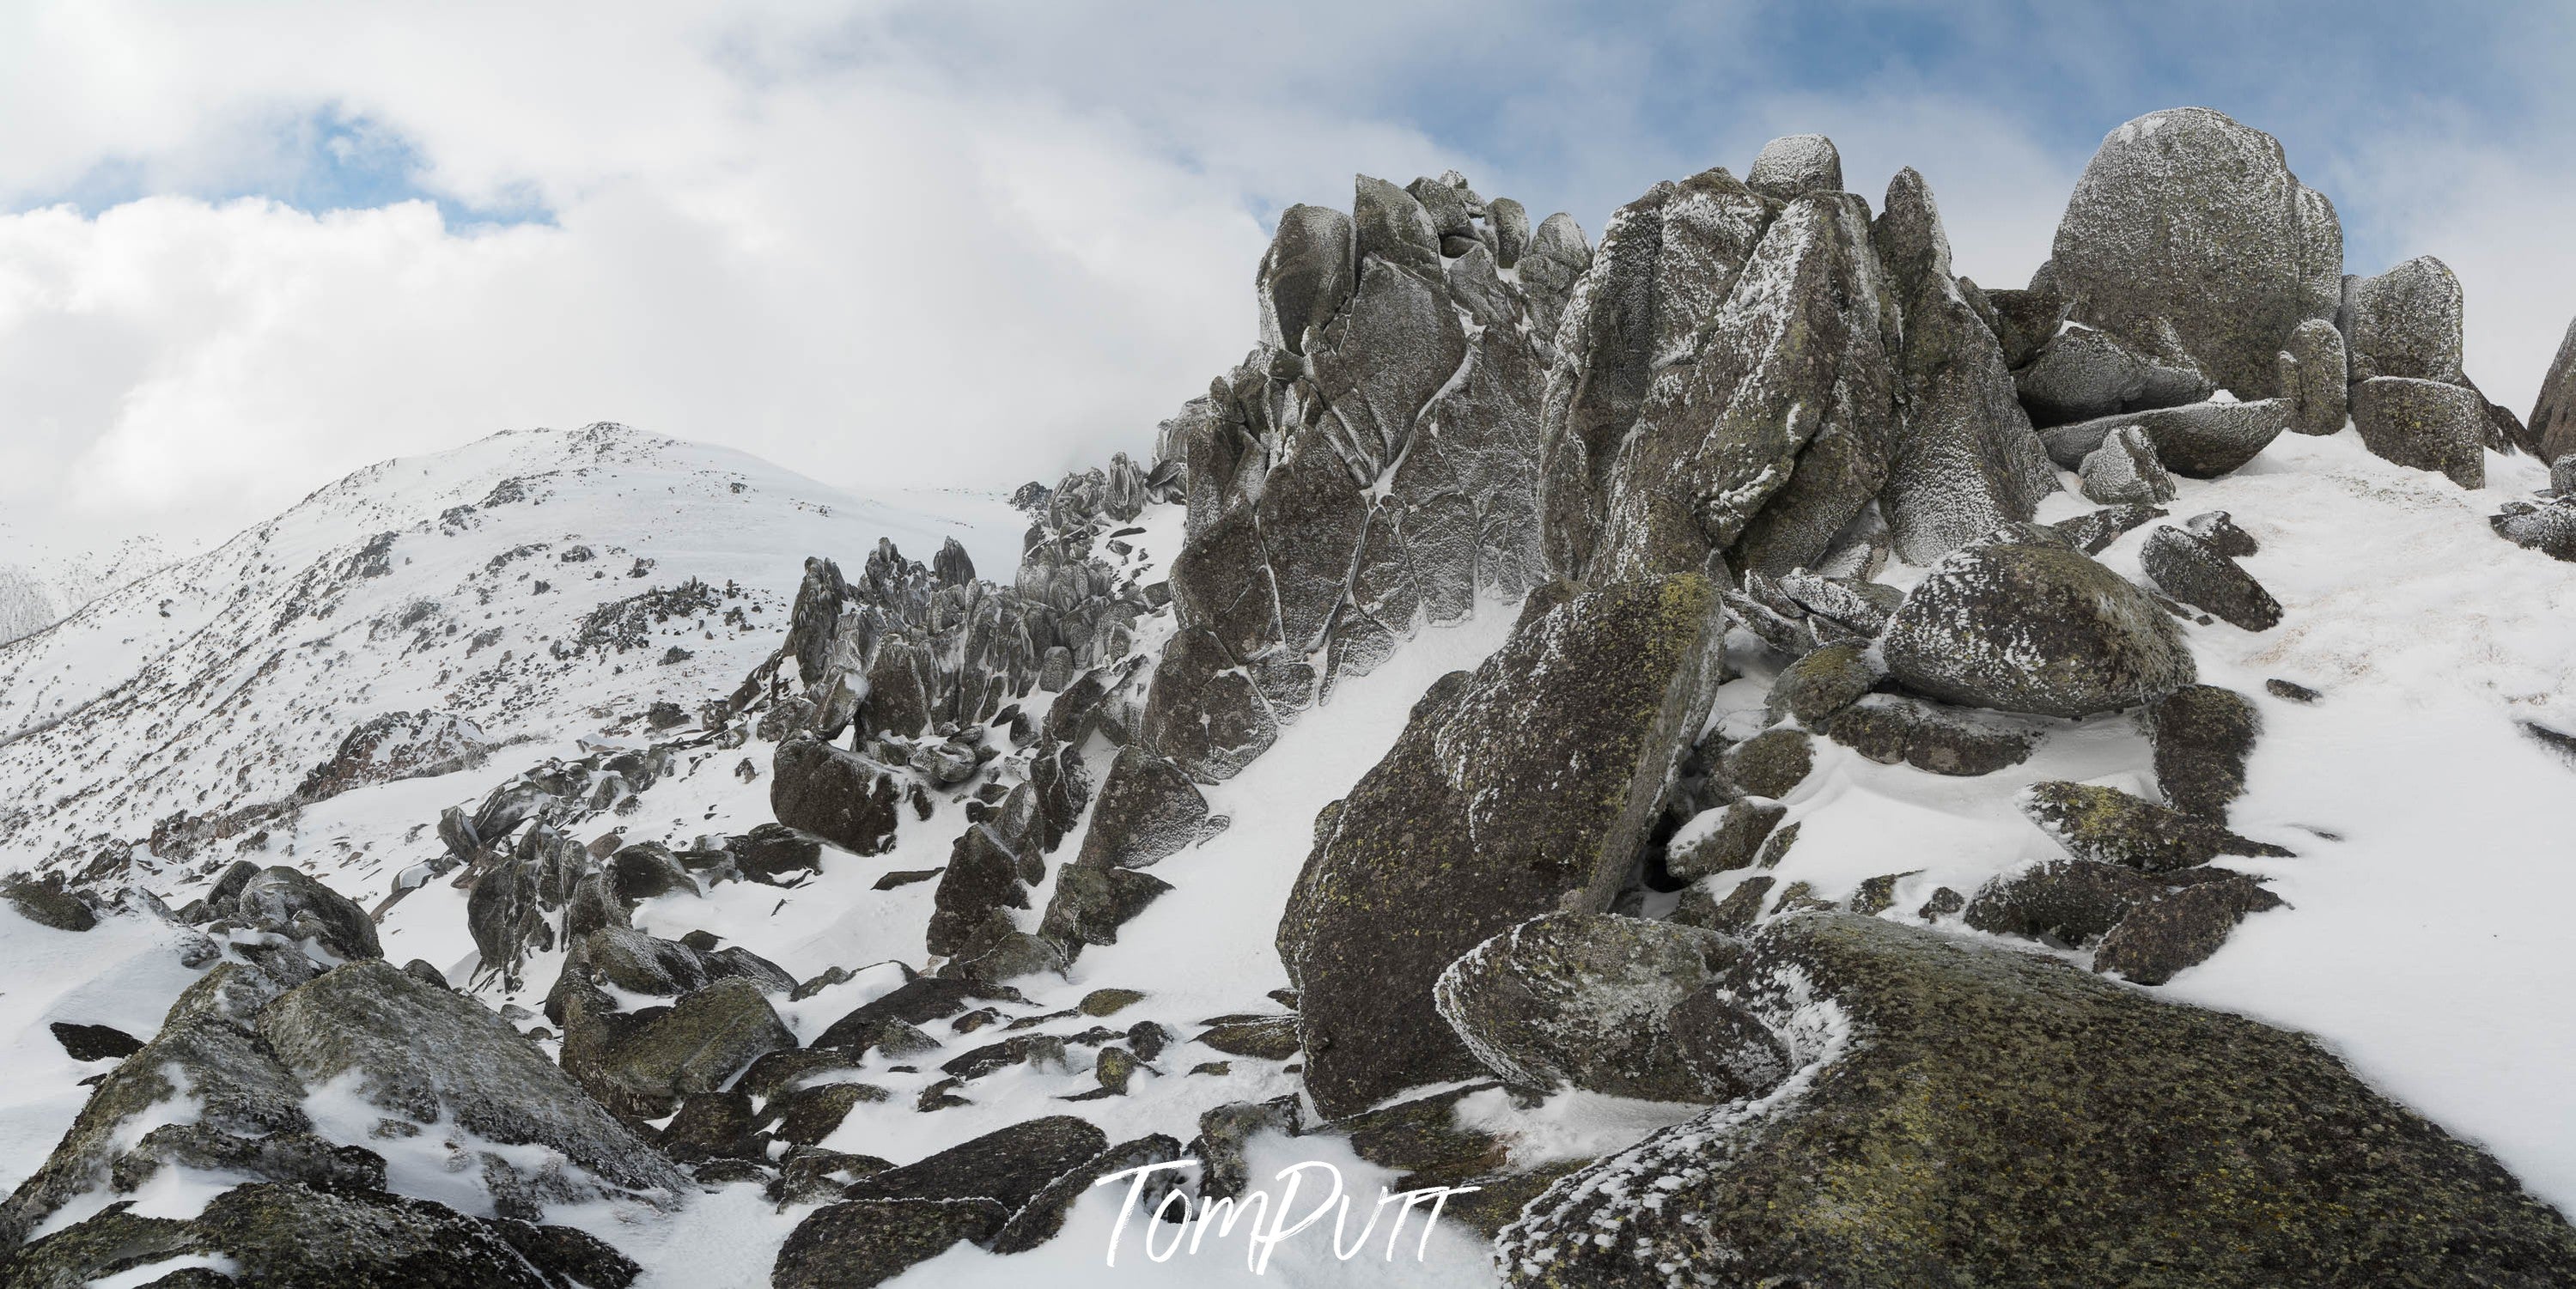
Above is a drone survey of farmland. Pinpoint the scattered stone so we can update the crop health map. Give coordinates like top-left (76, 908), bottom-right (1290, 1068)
top-left (2093, 877), bottom-right (2287, 985)
top-left (2148, 684), bottom-right (2260, 819)
top-left (2049, 503), bottom-right (2167, 555)
top-left (1918, 885), bottom-right (1965, 921)
top-left (1765, 641), bottom-right (1877, 726)
top-left (770, 734), bottom-right (901, 855)
top-left (2141, 525), bottom-right (2282, 631)
top-left (844, 1116), bottom-right (1109, 1212)
top-left (1882, 540), bottom-right (2195, 717)
top-left (49, 1022), bottom-right (143, 1063)
top-left (2019, 781), bottom-right (2294, 872)
top-left (2265, 678), bottom-right (2322, 703)
top-left (1666, 800), bottom-right (1787, 880)
top-left (772, 1197), bottom-right (1008, 1289)
top-left (1721, 728), bottom-right (1814, 799)
top-left (1823, 694), bottom-right (2038, 776)
top-left (1196, 1016), bottom-right (1300, 1061)
top-left (2493, 497), bottom-right (2576, 561)
top-left (2078, 424), bottom-right (2178, 504)
top-left (1, 879), bottom-right (94, 932)
top-left (1848, 872), bottom-right (1915, 916)
top-left (2183, 509), bottom-right (2257, 556)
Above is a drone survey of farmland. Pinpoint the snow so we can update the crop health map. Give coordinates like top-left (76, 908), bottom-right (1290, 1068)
top-left (0, 905), bottom-right (208, 1196)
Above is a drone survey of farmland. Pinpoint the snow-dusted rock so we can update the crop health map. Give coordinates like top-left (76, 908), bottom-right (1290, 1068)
top-left (1434, 911), bottom-right (1788, 1103)
top-left (1352, 173), bottom-right (1442, 277)
top-left (2037, 397), bottom-right (2292, 477)
top-left (2019, 780), bottom-right (2293, 872)
top-left (2077, 424), bottom-right (2179, 505)
top-left (2338, 255), bottom-right (2465, 384)
top-left (1881, 540), bottom-right (2194, 717)
top-left (2281, 316), bottom-right (2349, 435)
top-left (2049, 107), bottom-right (2342, 400)
top-left (1666, 800), bottom-right (1787, 879)
top-left (773, 1197), bottom-right (1008, 1289)
top-left (2534, 314), bottom-right (2576, 463)
top-left (1821, 693), bottom-right (2038, 776)
top-left (1255, 203), bottom-right (1355, 355)
top-left (1764, 639), bottom-right (1878, 725)
top-left (2050, 502), bottom-right (2168, 554)
top-left (2141, 525), bottom-right (2282, 631)
top-left (1877, 167), bottom-right (2060, 562)
top-left (2349, 375), bottom-right (2489, 488)
top-left (2013, 325), bottom-right (2214, 428)
top-left (2494, 497), bottom-right (2576, 561)
top-left (1745, 132), bottom-right (1842, 201)
top-left (769, 734), bottom-right (902, 855)
top-left (2092, 875), bottom-right (2287, 985)
top-left (2149, 684), bottom-right (2261, 820)
top-left (1516, 211), bottom-right (1592, 338)
top-left (11, 1183), bottom-right (576, 1288)
top-left (1278, 575), bottom-right (1727, 1116)
top-left (1495, 913), bottom-right (2576, 1288)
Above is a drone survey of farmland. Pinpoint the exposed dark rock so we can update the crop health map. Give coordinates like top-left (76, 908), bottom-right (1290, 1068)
top-left (2266, 678), bottom-right (2323, 702)
top-left (2149, 684), bottom-right (2260, 819)
top-left (2183, 509), bottom-right (2258, 556)
top-left (21, 1183), bottom-right (558, 1289)
top-left (1434, 912), bottom-right (1787, 1104)
top-left (1720, 728), bottom-right (1814, 799)
top-left (2141, 525), bottom-right (2282, 630)
top-left (1193, 1098), bottom-right (1301, 1200)
top-left (1134, 629), bottom-right (1276, 782)
top-left (772, 1197), bottom-right (1008, 1289)
top-left (1070, 747), bottom-right (1209, 869)
top-left (1196, 1015), bottom-right (1301, 1061)
top-left (2036, 397), bottom-right (2292, 477)
top-left (1277, 575), bottom-right (1727, 1116)
top-left (2494, 497), bottom-right (2576, 561)
top-left (49, 1021), bottom-right (144, 1063)
top-left (770, 734), bottom-right (900, 855)
top-left (1666, 800), bottom-right (1786, 880)
top-left (2046, 107), bottom-right (2341, 401)
top-left (767, 1082), bottom-right (888, 1146)
top-left (731, 823), bottom-right (825, 885)
top-left (990, 1134), bottom-right (1186, 1255)
top-left (659, 1091), bottom-right (761, 1164)
top-left (812, 977), bottom-right (1017, 1050)
top-left (924, 825), bottom-right (1027, 958)
top-left (2093, 877), bottom-right (2287, 985)
top-left (2535, 314), bottom-right (2576, 463)
top-left (1823, 694), bottom-right (2038, 776)
top-left (1964, 857), bottom-right (2176, 945)
top-left (1765, 640), bottom-right (1877, 725)
top-left (1882, 541), bottom-right (2195, 717)
top-left (843, 1116), bottom-right (1108, 1212)
top-left (2020, 780), bottom-right (2293, 872)
top-left (2349, 376), bottom-right (2488, 488)
top-left (1499, 914), bottom-right (2576, 1287)
top-left (560, 975), bottom-right (797, 1122)
top-left (236, 866), bottom-right (381, 961)
top-left (1, 878), bottom-right (94, 932)
top-left (1673, 875), bottom-right (1775, 934)
top-left (2049, 502), bottom-right (2167, 555)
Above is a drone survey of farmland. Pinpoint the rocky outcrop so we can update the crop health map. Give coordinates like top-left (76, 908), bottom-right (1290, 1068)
top-left (1875, 168), bottom-right (2060, 562)
top-left (1278, 575), bottom-right (1728, 1116)
top-left (2048, 107), bottom-right (2342, 401)
top-left (1498, 914), bottom-right (2576, 1287)
top-left (1881, 540), bottom-right (2195, 717)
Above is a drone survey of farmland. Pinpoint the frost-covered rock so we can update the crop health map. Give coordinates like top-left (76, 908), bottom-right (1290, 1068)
top-left (2281, 316), bottom-right (2349, 435)
top-left (2050, 502), bottom-right (2168, 554)
top-left (1764, 640), bottom-right (1877, 725)
top-left (1666, 800), bottom-right (1787, 879)
top-left (1279, 575), bottom-right (1728, 1116)
top-left (2338, 256), bottom-right (2465, 384)
top-left (2037, 397), bottom-right (2291, 477)
top-left (770, 734), bottom-right (902, 855)
top-left (1434, 911), bottom-right (1788, 1103)
top-left (292, 709), bottom-right (494, 806)
top-left (1881, 540), bottom-right (2194, 717)
top-left (1256, 204), bottom-right (1356, 355)
top-left (2077, 424), bottom-right (2179, 505)
top-left (235, 866), bottom-right (381, 963)
top-left (2494, 497), bottom-right (2576, 562)
top-left (2019, 780), bottom-right (2293, 872)
top-left (2013, 325), bottom-right (2214, 428)
top-left (1822, 693), bottom-right (2039, 776)
top-left (2534, 314), bottom-right (2576, 464)
top-left (2141, 525), bottom-right (2282, 630)
top-left (1877, 168), bottom-right (2060, 562)
top-left (773, 1197), bottom-right (1007, 1289)
top-left (1517, 212), bottom-right (1592, 338)
top-left (1495, 913), bottom-right (2576, 1288)
top-left (842, 1116), bottom-right (1106, 1211)
top-left (2349, 376), bottom-right (2488, 488)
top-left (2049, 107), bottom-right (2342, 400)
top-left (1745, 133), bottom-right (1842, 201)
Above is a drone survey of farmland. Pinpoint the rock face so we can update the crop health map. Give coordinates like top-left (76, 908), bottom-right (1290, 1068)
top-left (2339, 256), bottom-right (2465, 384)
top-left (1498, 914), bottom-right (2576, 1287)
top-left (2048, 107), bottom-right (2342, 400)
top-left (1278, 575), bottom-right (1728, 1116)
top-left (1544, 182), bottom-right (1897, 581)
top-left (2534, 314), bottom-right (2576, 464)
top-left (2350, 376), bottom-right (2488, 488)
top-left (1876, 168), bottom-right (2061, 562)
top-left (1881, 541), bottom-right (2195, 717)
top-left (1434, 912), bottom-right (1789, 1103)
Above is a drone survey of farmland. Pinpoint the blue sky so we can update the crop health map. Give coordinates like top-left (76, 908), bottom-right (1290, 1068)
top-left (0, 1), bottom-right (2567, 546)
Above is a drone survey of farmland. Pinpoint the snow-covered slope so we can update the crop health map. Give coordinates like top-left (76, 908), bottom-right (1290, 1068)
top-left (0, 422), bottom-right (1020, 865)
